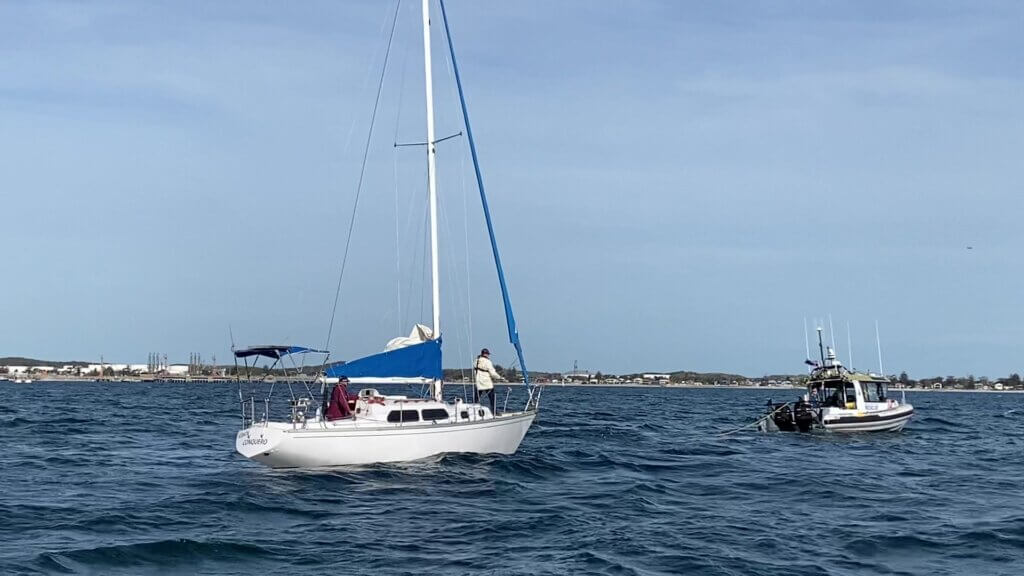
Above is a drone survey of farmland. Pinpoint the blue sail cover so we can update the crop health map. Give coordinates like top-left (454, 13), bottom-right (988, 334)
top-left (325, 339), bottom-right (442, 380)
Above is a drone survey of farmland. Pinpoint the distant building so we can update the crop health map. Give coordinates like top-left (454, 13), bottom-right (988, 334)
top-left (83, 363), bottom-right (130, 374)
top-left (82, 363), bottom-right (149, 374)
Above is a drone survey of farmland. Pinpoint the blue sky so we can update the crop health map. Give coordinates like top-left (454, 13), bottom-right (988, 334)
top-left (1, 1), bottom-right (1021, 378)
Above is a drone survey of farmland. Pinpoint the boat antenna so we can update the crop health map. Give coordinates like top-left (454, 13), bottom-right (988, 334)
top-left (846, 322), bottom-right (853, 369)
top-left (803, 317), bottom-right (811, 372)
top-left (817, 326), bottom-right (826, 367)
top-left (875, 320), bottom-right (885, 378)
top-left (828, 313), bottom-right (837, 358)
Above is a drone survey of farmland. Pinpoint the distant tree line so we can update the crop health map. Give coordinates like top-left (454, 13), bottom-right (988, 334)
top-left (895, 371), bottom-right (1022, 390)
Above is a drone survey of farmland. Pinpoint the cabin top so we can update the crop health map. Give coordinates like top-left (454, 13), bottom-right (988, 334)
top-left (808, 365), bottom-right (887, 385)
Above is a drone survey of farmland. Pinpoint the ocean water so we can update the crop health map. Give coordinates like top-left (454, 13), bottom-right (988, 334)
top-left (1, 381), bottom-right (1023, 575)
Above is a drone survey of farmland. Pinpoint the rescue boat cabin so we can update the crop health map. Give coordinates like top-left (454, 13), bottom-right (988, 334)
top-left (809, 368), bottom-right (894, 412)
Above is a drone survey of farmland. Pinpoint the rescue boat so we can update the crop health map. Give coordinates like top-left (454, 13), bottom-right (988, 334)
top-left (763, 330), bottom-right (913, 433)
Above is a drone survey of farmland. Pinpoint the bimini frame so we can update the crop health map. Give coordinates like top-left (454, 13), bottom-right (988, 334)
top-left (232, 345), bottom-right (329, 428)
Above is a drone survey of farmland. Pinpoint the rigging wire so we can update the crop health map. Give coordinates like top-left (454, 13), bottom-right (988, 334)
top-left (420, 206), bottom-right (430, 321)
top-left (334, 5), bottom-right (395, 207)
top-left (437, 21), bottom-right (476, 374)
top-left (323, 0), bottom-right (403, 353)
top-left (438, 0), bottom-right (531, 393)
top-left (438, 178), bottom-right (470, 398)
top-left (460, 135), bottom-right (473, 362)
top-left (392, 4), bottom-right (412, 335)
top-left (393, 147), bottom-right (403, 335)
top-left (420, 13), bottom-right (475, 386)
top-left (403, 190), bottom-right (427, 328)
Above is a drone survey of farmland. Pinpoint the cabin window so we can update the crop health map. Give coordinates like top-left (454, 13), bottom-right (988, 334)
top-left (386, 410), bottom-right (420, 423)
top-left (460, 411), bottom-right (469, 420)
top-left (421, 408), bottom-right (450, 421)
top-left (862, 382), bottom-right (886, 402)
top-left (844, 382), bottom-right (858, 408)
top-left (819, 381), bottom-right (845, 407)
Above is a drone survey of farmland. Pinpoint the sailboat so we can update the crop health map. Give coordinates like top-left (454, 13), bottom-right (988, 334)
top-left (235, 0), bottom-right (542, 468)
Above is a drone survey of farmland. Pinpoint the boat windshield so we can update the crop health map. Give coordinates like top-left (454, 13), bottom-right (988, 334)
top-left (862, 381), bottom-right (888, 402)
top-left (812, 380), bottom-right (847, 407)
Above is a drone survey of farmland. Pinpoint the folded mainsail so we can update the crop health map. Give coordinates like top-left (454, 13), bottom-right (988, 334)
top-left (326, 338), bottom-right (442, 381)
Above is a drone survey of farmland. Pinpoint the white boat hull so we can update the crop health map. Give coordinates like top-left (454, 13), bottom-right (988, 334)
top-left (821, 405), bottom-right (914, 433)
top-left (236, 410), bottom-right (537, 468)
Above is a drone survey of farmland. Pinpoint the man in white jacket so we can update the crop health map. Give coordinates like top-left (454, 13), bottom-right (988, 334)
top-left (474, 348), bottom-right (503, 414)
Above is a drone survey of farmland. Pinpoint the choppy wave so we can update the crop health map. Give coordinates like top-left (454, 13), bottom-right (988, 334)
top-left (28, 539), bottom-right (277, 575)
top-left (1, 382), bottom-right (1023, 575)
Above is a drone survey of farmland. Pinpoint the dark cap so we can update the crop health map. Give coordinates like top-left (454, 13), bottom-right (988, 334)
top-left (480, 348), bottom-right (490, 356)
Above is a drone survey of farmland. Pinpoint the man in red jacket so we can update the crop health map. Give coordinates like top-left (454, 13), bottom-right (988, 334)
top-left (326, 377), bottom-right (353, 420)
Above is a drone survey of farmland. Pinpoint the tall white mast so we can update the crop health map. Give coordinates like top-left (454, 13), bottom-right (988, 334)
top-left (422, 0), bottom-right (440, 336)
top-left (422, 0), bottom-right (442, 400)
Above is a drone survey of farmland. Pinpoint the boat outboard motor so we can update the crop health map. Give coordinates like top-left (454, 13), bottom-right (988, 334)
top-left (769, 401), bottom-right (797, 432)
top-left (792, 400), bottom-right (816, 433)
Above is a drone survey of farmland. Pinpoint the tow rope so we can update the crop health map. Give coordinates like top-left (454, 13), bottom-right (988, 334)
top-left (718, 402), bottom-right (791, 437)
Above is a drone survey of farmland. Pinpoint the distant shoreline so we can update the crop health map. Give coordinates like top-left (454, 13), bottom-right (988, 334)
top-left (531, 382), bottom-right (1024, 394)
top-left (3, 378), bottom-right (1021, 394)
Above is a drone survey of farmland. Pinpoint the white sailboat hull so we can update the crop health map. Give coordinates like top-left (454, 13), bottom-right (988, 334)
top-left (236, 410), bottom-right (537, 468)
